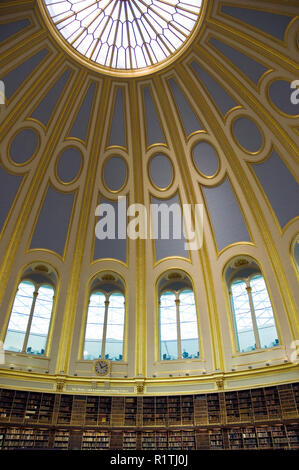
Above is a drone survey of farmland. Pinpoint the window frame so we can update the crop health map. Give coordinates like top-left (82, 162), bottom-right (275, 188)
top-left (4, 276), bottom-right (55, 356)
top-left (228, 271), bottom-right (279, 354)
top-left (83, 287), bottom-right (126, 362)
top-left (158, 286), bottom-right (200, 361)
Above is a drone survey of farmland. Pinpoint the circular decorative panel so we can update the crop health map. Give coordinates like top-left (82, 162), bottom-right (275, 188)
top-left (57, 147), bottom-right (82, 183)
top-left (233, 117), bottom-right (263, 153)
top-left (10, 129), bottom-right (39, 164)
top-left (104, 156), bottom-right (127, 191)
top-left (41, 0), bottom-right (204, 75)
top-left (149, 154), bottom-right (173, 189)
top-left (192, 141), bottom-right (219, 177)
top-left (269, 80), bottom-right (299, 116)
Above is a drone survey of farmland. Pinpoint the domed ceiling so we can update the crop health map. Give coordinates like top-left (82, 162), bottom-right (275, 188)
top-left (0, 0), bottom-right (298, 395)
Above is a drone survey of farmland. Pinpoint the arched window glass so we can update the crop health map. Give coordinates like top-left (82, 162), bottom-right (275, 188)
top-left (105, 292), bottom-right (125, 361)
top-left (179, 289), bottom-right (200, 359)
top-left (4, 280), bottom-right (54, 355)
top-left (231, 280), bottom-right (256, 352)
top-left (160, 291), bottom-right (177, 360)
top-left (250, 275), bottom-right (278, 349)
top-left (230, 269), bottom-right (279, 353)
top-left (83, 292), bottom-right (105, 360)
top-left (83, 290), bottom-right (125, 361)
top-left (159, 284), bottom-right (199, 361)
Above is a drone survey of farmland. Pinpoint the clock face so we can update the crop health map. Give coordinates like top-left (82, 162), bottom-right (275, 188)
top-left (94, 360), bottom-right (110, 376)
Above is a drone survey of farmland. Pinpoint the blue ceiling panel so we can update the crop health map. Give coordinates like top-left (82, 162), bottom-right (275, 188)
top-left (252, 150), bottom-right (299, 228)
top-left (30, 186), bottom-right (74, 255)
top-left (143, 87), bottom-right (165, 146)
top-left (0, 18), bottom-right (30, 43)
top-left (191, 61), bottom-right (237, 116)
top-left (168, 78), bottom-right (203, 136)
top-left (202, 178), bottom-right (251, 251)
top-left (221, 5), bottom-right (293, 41)
top-left (209, 37), bottom-right (267, 85)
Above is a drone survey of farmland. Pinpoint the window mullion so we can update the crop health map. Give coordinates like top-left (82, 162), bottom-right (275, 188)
top-left (101, 297), bottom-right (109, 359)
top-left (22, 288), bottom-right (38, 353)
top-left (175, 295), bottom-right (182, 359)
top-left (246, 282), bottom-right (261, 350)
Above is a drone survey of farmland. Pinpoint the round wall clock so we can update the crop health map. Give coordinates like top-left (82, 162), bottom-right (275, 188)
top-left (94, 359), bottom-right (110, 376)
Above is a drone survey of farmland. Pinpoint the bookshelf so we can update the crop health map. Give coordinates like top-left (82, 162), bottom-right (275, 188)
top-left (156, 431), bottom-right (168, 450)
top-left (278, 385), bottom-right (298, 418)
top-left (194, 394), bottom-right (209, 425)
top-left (271, 424), bottom-right (289, 449)
top-left (168, 397), bottom-right (181, 425)
top-left (225, 392), bottom-right (239, 423)
top-left (156, 397), bottom-right (167, 426)
top-left (111, 397), bottom-right (124, 426)
top-left (0, 423), bottom-right (297, 450)
top-left (207, 393), bottom-right (220, 424)
top-left (25, 393), bottom-right (41, 423)
top-left (11, 391), bottom-right (28, 422)
top-left (0, 428), bottom-right (4, 449)
top-left (286, 423), bottom-right (299, 449)
top-left (1, 384), bottom-right (298, 429)
top-left (181, 396), bottom-right (194, 425)
top-left (142, 431), bottom-right (156, 449)
top-left (123, 431), bottom-right (137, 449)
top-left (228, 428), bottom-right (243, 449)
top-left (81, 430), bottom-right (110, 450)
top-left (0, 389), bottom-right (13, 421)
top-left (57, 395), bottom-right (73, 425)
top-left (182, 430), bottom-right (196, 450)
top-left (294, 383), bottom-right (299, 411)
top-left (251, 389), bottom-right (268, 421)
top-left (0, 384), bottom-right (297, 450)
top-left (209, 428), bottom-right (224, 450)
top-left (85, 396), bottom-right (98, 426)
top-left (71, 396), bottom-right (86, 426)
top-left (1, 427), bottom-right (50, 450)
top-left (143, 397), bottom-right (155, 426)
top-left (168, 430), bottom-right (182, 450)
top-left (99, 397), bottom-right (112, 425)
top-left (53, 429), bottom-right (70, 450)
top-left (242, 426), bottom-right (258, 449)
top-left (237, 390), bottom-right (253, 422)
top-left (110, 430), bottom-right (123, 449)
top-left (256, 426), bottom-right (273, 449)
top-left (125, 397), bottom-right (137, 426)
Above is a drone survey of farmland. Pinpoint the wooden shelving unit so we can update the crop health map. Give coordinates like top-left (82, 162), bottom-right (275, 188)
top-left (142, 431), bottom-right (156, 449)
top-left (156, 397), bottom-right (167, 426)
top-left (53, 429), bottom-right (70, 450)
top-left (0, 384), bottom-right (298, 450)
top-left (81, 430), bottom-right (110, 450)
top-left (209, 428), bottom-right (224, 450)
top-left (125, 397), bottom-right (137, 426)
top-left (1, 427), bottom-right (50, 450)
top-left (143, 397), bottom-right (155, 426)
top-left (123, 431), bottom-right (137, 449)
top-left (0, 428), bottom-right (5, 449)
top-left (168, 397), bottom-right (181, 425)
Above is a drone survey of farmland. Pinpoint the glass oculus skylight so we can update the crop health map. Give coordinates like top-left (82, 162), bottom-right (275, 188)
top-left (43, 0), bottom-right (203, 71)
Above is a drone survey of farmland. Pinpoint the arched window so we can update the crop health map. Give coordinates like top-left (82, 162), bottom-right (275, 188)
top-left (4, 265), bottom-right (56, 356)
top-left (159, 272), bottom-right (200, 361)
top-left (227, 258), bottom-right (279, 353)
top-left (83, 274), bottom-right (125, 361)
